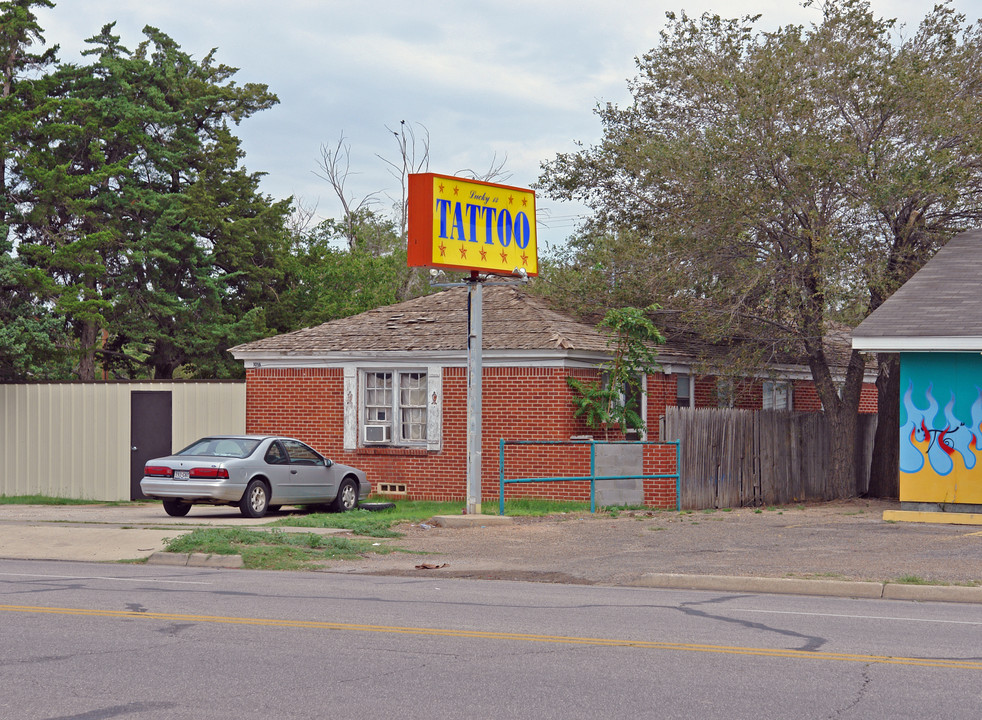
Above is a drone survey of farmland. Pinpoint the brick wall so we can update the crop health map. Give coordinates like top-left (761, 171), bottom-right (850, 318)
top-left (246, 365), bottom-right (678, 508)
top-left (646, 371), bottom-right (879, 416)
top-left (792, 380), bottom-right (879, 414)
top-left (245, 363), bottom-right (876, 508)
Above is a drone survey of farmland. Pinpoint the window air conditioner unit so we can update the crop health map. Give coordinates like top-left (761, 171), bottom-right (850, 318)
top-left (364, 425), bottom-right (391, 443)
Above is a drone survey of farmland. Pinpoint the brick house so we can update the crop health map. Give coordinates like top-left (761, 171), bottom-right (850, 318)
top-left (231, 284), bottom-right (876, 507)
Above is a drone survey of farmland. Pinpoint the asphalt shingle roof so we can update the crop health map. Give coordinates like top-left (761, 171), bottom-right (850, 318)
top-left (230, 284), bottom-right (613, 356)
top-left (852, 228), bottom-right (982, 351)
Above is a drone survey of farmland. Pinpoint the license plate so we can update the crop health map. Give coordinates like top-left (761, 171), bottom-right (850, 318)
top-left (174, 470), bottom-right (190, 480)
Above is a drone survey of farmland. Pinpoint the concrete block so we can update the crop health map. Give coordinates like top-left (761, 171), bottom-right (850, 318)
top-left (191, 553), bottom-right (244, 568)
top-left (431, 514), bottom-right (514, 528)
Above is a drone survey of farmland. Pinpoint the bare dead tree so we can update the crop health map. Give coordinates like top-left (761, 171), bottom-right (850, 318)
top-left (377, 121), bottom-right (429, 240)
top-left (456, 151), bottom-right (512, 184)
top-left (287, 195), bottom-right (318, 240)
top-left (314, 133), bottom-right (378, 249)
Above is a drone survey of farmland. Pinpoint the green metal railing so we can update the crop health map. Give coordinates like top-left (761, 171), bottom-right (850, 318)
top-left (498, 439), bottom-right (681, 514)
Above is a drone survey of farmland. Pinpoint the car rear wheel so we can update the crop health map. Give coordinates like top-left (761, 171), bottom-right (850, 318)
top-left (162, 499), bottom-right (191, 517)
top-left (239, 479), bottom-right (269, 518)
top-left (330, 477), bottom-right (358, 513)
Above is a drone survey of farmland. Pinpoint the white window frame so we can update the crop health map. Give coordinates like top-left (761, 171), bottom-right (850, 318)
top-left (676, 373), bottom-right (694, 409)
top-left (716, 378), bottom-right (736, 408)
top-left (360, 369), bottom-right (429, 447)
top-left (762, 380), bottom-right (793, 410)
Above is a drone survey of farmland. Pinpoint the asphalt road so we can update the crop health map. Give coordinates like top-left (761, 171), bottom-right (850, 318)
top-left (2, 558), bottom-right (981, 720)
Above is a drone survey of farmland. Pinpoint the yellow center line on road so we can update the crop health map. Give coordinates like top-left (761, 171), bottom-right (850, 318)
top-left (3, 603), bottom-right (980, 670)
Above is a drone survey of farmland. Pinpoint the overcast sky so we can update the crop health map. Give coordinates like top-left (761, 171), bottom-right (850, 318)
top-left (33, 1), bottom-right (977, 250)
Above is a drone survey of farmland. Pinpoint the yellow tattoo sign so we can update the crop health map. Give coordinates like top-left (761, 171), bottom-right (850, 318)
top-left (407, 173), bottom-right (538, 276)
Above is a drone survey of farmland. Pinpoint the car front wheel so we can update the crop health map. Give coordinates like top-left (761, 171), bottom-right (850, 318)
top-left (162, 499), bottom-right (191, 517)
top-left (330, 477), bottom-right (358, 513)
top-left (239, 479), bottom-right (269, 518)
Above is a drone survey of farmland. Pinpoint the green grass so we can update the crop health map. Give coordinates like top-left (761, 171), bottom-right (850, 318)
top-left (271, 509), bottom-right (401, 538)
top-left (895, 574), bottom-right (932, 585)
top-left (163, 527), bottom-right (392, 570)
top-left (271, 498), bottom-right (590, 537)
top-left (0, 494), bottom-right (98, 505)
top-left (160, 498), bottom-right (601, 570)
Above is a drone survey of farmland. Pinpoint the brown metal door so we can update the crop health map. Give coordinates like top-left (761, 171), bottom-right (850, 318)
top-left (130, 391), bottom-right (173, 500)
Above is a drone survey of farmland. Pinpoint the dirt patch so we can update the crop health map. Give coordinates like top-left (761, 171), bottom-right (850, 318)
top-left (330, 499), bottom-right (982, 586)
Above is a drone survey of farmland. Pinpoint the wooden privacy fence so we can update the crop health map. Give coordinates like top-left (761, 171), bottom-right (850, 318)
top-left (663, 408), bottom-right (878, 509)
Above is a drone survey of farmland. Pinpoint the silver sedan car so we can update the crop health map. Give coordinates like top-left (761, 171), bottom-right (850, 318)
top-left (140, 435), bottom-right (370, 518)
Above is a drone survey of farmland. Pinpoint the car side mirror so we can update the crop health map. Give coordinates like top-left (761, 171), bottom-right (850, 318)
top-left (324, 459), bottom-right (334, 467)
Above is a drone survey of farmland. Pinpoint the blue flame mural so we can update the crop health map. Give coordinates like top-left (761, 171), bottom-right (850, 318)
top-left (900, 353), bottom-right (982, 504)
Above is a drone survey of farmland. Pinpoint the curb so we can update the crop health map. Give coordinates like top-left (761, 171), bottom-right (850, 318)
top-left (147, 551), bottom-right (243, 568)
top-left (632, 572), bottom-right (982, 603)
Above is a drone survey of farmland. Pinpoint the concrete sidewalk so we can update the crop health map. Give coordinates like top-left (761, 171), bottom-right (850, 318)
top-left (0, 503), bottom-right (336, 563)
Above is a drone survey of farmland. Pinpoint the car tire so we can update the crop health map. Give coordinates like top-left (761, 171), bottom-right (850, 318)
top-left (162, 499), bottom-right (191, 517)
top-left (330, 477), bottom-right (358, 513)
top-left (239, 479), bottom-right (269, 518)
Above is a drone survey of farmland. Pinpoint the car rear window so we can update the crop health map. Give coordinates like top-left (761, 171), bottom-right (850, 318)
top-left (177, 438), bottom-right (261, 458)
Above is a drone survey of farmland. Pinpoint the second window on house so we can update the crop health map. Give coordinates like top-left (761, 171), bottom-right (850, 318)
top-left (363, 370), bottom-right (427, 445)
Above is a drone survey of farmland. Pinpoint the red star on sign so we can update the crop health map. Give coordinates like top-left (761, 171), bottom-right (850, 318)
top-left (453, 186), bottom-right (459, 195)
top-left (521, 197), bottom-right (528, 206)
top-left (438, 242), bottom-right (447, 257)
top-left (438, 183), bottom-right (444, 193)
top-left (521, 252), bottom-right (529, 266)
top-left (459, 245), bottom-right (468, 259)
top-left (479, 248), bottom-right (488, 261)
top-left (499, 249), bottom-right (509, 263)
top-left (508, 195), bottom-right (514, 204)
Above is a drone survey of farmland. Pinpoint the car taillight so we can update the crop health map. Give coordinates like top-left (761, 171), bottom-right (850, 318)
top-left (189, 467), bottom-right (229, 479)
top-left (144, 465), bottom-right (173, 478)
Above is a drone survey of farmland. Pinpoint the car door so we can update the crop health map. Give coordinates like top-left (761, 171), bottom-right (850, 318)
top-left (262, 440), bottom-right (297, 503)
top-left (281, 439), bottom-right (336, 503)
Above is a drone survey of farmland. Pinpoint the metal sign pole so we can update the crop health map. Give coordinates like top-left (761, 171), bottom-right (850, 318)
top-left (466, 274), bottom-right (483, 514)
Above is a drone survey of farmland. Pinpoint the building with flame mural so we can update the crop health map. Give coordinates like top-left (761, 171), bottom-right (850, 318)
top-left (901, 353), bottom-right (982, 505)
top-left (855, 229), bottom-right (982, 515)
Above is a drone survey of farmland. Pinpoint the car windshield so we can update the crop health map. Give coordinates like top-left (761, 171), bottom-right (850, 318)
top-left (177, 438), bottom-right (261, 459)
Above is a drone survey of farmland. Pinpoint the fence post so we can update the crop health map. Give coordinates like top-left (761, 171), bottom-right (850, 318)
top-left (590, 441), bottom-right (596, 513)
top-left (499, 438), bottom-right (505, 516)
top-left (674, 439), bottom-right (681, 511)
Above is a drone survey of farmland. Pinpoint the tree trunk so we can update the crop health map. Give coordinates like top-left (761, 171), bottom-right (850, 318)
top-left (808, 347), bottom-right (867, 500)
top-left (867, 353), bottom-right (900, 498)
top-left (151, 338), bottom-right (182, 379)
top-left (77, 320), bottom-right (97, 381)
top-left (827, 402), bottom-right (861, 498)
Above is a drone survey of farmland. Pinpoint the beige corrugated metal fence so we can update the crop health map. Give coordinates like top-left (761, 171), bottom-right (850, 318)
top-left (0, 382), bottom-right (245, 501)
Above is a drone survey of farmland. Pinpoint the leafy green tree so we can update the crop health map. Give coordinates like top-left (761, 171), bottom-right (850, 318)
top-left (567, 306), bottom-right (664, 438)
top-left (11, 21), bottom-right (288, 379)
top-left (279, 211), bottom-right (414, 328)
top-left (539, 0), bottom-right (982, 498)
top-left (0, 0), bottom-right (72, 381)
